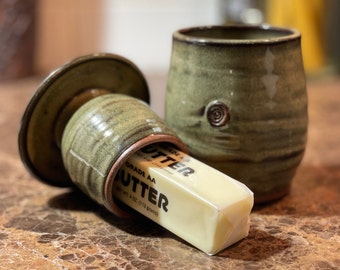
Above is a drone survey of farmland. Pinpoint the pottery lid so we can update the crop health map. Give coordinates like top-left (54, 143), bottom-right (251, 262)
top-left (18, 53), bottom-right (150, 187)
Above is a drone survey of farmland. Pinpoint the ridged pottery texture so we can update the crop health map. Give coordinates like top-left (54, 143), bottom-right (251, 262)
top-left (165, 25), bottom-right (308, 202)
top-left (62, 94), bottom-right (186, 216)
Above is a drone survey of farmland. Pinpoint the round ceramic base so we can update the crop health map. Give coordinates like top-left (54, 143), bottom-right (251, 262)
top-left (19, 53), bottom-right (149, 187)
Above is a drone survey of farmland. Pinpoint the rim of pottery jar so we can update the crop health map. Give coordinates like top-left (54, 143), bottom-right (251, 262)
top-left (173, 24), bottom-right (300, 45)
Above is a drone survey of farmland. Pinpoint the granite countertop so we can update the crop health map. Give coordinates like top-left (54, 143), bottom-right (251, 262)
top-left (0, 76), bottom-right (339, 269)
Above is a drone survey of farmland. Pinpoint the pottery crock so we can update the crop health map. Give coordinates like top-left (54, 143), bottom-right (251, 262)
top-left (19, 53), bottom-right (187, 216)
top-left (165, 25), bottom-right (308, 203)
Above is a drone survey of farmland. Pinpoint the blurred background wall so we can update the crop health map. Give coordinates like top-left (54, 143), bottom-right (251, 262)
top-left (35, 0), bottom-right (103, 75)
top-left (1, 0), bottom-right (339, 79)
top-left (34, 0), bottom-right (223, 75)
top-left (0, 0), bottom-right (36, 80)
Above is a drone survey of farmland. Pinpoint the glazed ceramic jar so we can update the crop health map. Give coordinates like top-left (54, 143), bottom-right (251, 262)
top-left (166, 25), bottom-right (308, 203)
top-left (19, 54), bottom-right (187, 216)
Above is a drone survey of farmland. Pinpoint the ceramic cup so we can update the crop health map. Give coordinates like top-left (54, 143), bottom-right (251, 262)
top-left (165, 25), bottom-right (308, 203)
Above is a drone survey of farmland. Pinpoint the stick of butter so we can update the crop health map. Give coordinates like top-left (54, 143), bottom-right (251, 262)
top-left (113, 143), bottom-right (254, 255)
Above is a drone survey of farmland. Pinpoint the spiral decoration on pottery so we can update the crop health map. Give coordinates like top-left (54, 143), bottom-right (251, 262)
top-left (206, 100), bottom-right (230, 127)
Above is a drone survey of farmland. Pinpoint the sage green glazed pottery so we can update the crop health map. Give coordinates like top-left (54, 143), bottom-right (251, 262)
top-left (19, 53), bottom-right (187, 216)
top-left (165, 25), bottom-right (308, 203)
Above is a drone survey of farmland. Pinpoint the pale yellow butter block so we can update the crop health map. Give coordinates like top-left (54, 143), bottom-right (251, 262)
top-left (113, 143), bottom-right (254, 255)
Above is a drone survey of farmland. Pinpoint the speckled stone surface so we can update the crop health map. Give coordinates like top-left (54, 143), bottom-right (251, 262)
top-left (0, 77), bottom-right (339, 269)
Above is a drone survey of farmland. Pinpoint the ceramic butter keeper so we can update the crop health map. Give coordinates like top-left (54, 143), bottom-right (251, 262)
top-left (19, 53), bottom-right (187, 216)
